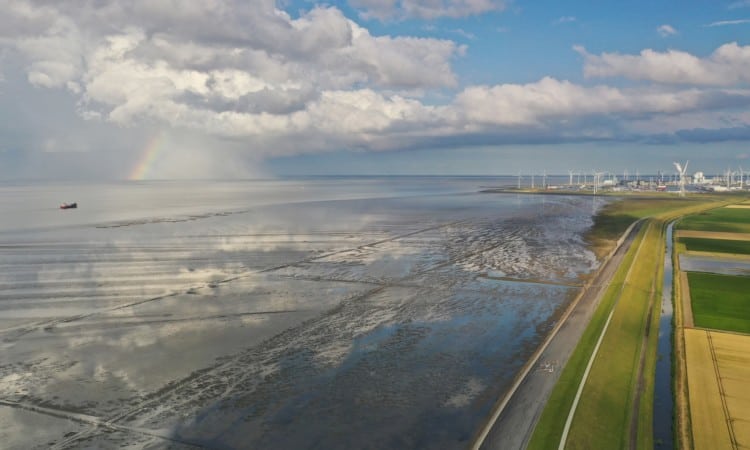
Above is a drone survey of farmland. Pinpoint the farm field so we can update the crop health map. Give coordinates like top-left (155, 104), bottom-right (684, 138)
top-left (677, 207), bottom-right (750, 234)
top-left (676, 230), bottom-right (750, 241)
top-left (676, 202), bottom-right (750, 449)
top-left (685, 329), bottom-right (750, 449)
top-left (681, 237), bottom-right (750, 255)
top-left (688, 268), bottom-right (750, 334)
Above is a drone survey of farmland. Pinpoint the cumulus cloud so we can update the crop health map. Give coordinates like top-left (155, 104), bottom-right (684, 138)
top-left (2, 0), bottom-right (750, 174)
top-left (455, 77), bottom-right (750, 127)
top-left (575, 42), bottom-right (750, 86)
top-left (2, 1), bottom-right (462, 96)
top-left (0, 0), bottom-right (469, 155)
top-left (657, 24), bottom-right (677, 36)
top-left (349, 0), bottom-right (506, 20)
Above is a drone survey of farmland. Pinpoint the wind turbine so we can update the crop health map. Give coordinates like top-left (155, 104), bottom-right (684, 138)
top-left (569, 170), bottom-right (574, 186)
top-left (591, 170), bottom-right (596, 195)
top-left (592, 170), bottom-right (605, 195)
top-left (673, 160), bottom-right (689, 197)
top-left (740, 167), bottom-right (745, 190)
top-left (517, 171), bottom-right (522, 189)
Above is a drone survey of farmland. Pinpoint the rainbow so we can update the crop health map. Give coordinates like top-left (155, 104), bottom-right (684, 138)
top-left (129, 132), bottom-right (166, 180)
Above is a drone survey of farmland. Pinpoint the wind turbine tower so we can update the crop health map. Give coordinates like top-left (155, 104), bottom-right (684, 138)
top-left (569, 170), bottom-right (574, 186)
top-left (592, 170), bottom-right (605, 195)
top-left (740, 167), bottom-right (745, 190)
top-left (673, 160), bottom-right (689, 197)
top-left (592, 171), bottom-right (596, 195)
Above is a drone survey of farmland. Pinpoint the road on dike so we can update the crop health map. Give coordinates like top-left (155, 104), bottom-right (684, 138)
top-left (474, 219), bottom-right (643, 450)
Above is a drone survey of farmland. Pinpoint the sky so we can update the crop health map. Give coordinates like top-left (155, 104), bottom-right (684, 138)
top-left (1, 0), bottom-right (750, 180)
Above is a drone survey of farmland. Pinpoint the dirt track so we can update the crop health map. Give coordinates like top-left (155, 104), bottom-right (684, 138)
top-left (680, 272), bottom-right (694, 328)
top-left (476, 221), bottom-right (642, 450)
top-left (675, 230), bottom-right (750, 241)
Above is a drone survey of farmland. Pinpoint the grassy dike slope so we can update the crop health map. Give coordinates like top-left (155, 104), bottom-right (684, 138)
top-left (528, 195), bottom-right (728, 450)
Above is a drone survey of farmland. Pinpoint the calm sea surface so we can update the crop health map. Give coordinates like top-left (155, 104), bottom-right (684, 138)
top-left (0, 177), bottom-right (603, 449)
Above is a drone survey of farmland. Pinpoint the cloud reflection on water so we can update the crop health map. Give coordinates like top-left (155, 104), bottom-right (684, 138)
top-left (0, 181), bottom-right (603, 448)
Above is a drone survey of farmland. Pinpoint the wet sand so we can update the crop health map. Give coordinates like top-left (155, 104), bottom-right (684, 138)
top-left (0, 181), bottom-right (604, 449)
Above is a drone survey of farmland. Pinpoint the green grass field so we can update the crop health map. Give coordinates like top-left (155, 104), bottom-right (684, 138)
top-left (688, 272), bottom-right (750, 333)
top-left (677, 207), bottom-right (750, 234)
top-left (681, 237), bottom-right (750, 255)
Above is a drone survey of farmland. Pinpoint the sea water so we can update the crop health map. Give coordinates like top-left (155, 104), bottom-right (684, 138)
top-left (0, 177), bottom-right (602, 449)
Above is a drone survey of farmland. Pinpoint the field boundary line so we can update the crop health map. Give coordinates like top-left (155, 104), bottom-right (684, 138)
top-left (676, 230), bottom-right (750, 241)
top-left (680, 272), bottom-right (695, 328)
top-left (706, 331), bottom-right (738, 450)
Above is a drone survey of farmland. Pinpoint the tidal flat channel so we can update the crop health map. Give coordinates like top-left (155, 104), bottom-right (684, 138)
top-left (0, 178), bottom-right (604, 449)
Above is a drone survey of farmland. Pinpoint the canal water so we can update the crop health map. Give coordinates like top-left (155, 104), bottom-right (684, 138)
top-left (654, 222), bottom-right (674, 448)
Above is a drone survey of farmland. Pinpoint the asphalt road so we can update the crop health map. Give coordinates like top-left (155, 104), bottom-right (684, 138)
top-left (476, 220), bottom-right (643, 450)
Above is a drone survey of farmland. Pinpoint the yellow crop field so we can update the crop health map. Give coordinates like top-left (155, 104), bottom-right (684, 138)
top-left (685, 329), bottom-right (750, 449)
top-left (711, 332), bottom-right (750, 448)
top-left (684, 329), bottom-right (733, 450)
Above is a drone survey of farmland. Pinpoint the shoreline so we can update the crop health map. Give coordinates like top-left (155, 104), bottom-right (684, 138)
top-left (471, 210), bottom-right (644, 449)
